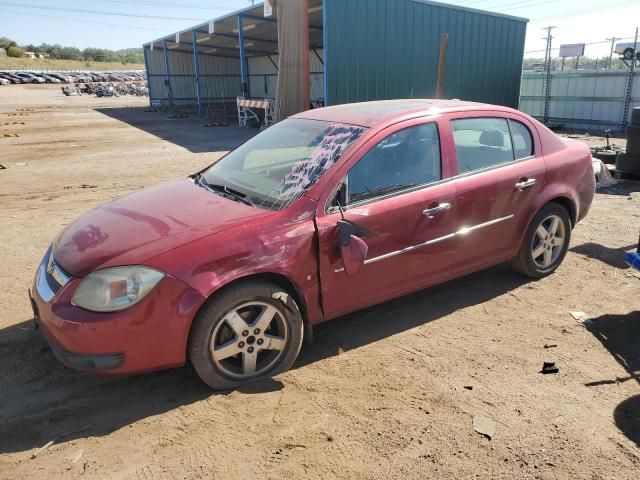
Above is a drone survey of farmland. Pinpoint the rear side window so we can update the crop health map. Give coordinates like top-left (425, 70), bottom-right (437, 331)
top-left (346, 123), bottom-right (441, 204)
top-left (509, 120), bottom-right (534, 159)
top-left (452, 118), bottom-right (514, 174)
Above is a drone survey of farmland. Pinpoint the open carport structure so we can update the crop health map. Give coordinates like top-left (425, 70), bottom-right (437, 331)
top-left (142, 0), bottom-right (528, 119)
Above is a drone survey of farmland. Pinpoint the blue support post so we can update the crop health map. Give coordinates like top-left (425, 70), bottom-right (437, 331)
top-left (237, 14), bottom-right (249, 98)
top-left (162, 39), bottom-right (173, 108)
top-left (142, 45), bottom-right (152, 108)
top-left (192, 30), bottom-right (203, 117)
top-left (322, 0), bottom-right (328, 105)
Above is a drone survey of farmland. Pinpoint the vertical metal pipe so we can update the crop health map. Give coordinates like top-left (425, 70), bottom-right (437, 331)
top-left (142, 45), bottom-right (152, 108)
top-left (435, 33), bottom-right (449, 99)
top-left (192, 30), bottom-right (203, 117)
top-left (237, 14), bottom-right (248, 98)
top-left (163, 39), bottom-right (173, 108)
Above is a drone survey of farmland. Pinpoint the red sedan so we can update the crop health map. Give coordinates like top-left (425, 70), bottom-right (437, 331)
top-left (31, 100), bottom-right (595, 389)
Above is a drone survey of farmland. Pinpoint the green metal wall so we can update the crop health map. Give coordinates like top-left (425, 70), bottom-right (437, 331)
top-left (324, 0), bottom-right (527, 108)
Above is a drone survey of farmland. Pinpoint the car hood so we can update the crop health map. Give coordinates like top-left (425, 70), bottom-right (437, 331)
top-left (53, 179), bottom-right (273, 276)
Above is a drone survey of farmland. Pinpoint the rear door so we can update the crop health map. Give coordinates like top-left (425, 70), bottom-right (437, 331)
top-left (444, 114), bottom-right (546, 273)
top-left (315, 118), bottom-right (458, 319)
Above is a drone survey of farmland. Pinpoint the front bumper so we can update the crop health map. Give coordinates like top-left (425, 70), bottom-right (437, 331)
top-left (31, 248), bottom-right (207, 375)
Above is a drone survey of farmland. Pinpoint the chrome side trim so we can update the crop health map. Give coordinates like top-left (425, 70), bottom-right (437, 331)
top-left (333, 214), bottom-right (515, 273)
top-left (455, 214), bottom-right (515, 235)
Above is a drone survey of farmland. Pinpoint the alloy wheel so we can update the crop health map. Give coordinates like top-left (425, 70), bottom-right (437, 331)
top-left (209, 301), bottom-right (288, 379)
top-left (531, 214), bottom-right (566, 269)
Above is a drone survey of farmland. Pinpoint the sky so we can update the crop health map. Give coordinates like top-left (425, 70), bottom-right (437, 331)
top-left (0, 0), bottom-right (638, 58)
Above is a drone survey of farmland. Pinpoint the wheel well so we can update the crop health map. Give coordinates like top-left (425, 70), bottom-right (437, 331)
top-left (186, 273), bottom-right (312, 361)
top-left (205, 272), bottom-right (309, 325)
top-left (548, 197), bottom-right (576, 227)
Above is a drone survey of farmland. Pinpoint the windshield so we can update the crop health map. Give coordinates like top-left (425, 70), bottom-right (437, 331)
top-left (201, 118), bottom-right (366, 210)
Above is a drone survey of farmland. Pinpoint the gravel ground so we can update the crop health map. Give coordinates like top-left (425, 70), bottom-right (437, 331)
top-left (0, 85), bottom-right (639, 480)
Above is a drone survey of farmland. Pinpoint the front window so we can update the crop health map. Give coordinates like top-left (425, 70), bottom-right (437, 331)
top-left (201, 119), bottom-right (365, 210)
top-left (345, 122), bottom-right (441, 204)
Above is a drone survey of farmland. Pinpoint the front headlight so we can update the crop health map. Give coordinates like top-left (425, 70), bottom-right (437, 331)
top-left (71, 266), bottom-right (165, 313)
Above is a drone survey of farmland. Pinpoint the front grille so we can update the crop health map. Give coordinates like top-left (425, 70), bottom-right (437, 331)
top-left (45, 251), bottom-right (71, 294)
top-left (45, 269), bottom-right (62, 294)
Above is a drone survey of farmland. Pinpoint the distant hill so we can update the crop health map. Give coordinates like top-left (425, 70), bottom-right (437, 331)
top-left (0, 57), bottom-right (144, 72)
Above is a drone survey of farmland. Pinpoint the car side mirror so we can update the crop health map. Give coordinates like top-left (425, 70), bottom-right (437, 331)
top-left (340, 235), bottom-right (368, 277)
top-left (337, 220), bottom-right (375, 277)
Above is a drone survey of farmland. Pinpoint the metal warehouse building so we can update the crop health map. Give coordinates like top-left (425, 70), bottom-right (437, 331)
top-left (143, 0), bottom-right (527, 119)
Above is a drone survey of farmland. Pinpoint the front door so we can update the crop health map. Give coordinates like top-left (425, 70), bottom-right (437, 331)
top-left (315, 119), bottom-right (457, 319)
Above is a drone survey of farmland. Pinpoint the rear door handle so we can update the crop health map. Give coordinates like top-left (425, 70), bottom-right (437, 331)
top-left (515, 178), bottom-right (537, 191)
top-left (423, 202), bottom-right (451, 217)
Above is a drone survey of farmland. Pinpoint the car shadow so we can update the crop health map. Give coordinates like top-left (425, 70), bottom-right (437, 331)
top-left (570, 243), bottom-right (637, 269)
top-left (95, 107), bottom-right (257, 154)
top-left (584, 312), bottom-right (640, 448)
top-left (295, 265), bottom-right (531, 368)
top-left (0, 265), bottom-right (531, 454)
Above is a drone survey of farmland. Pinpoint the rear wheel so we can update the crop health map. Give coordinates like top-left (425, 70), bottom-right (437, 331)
top-left (510, 203), bottom-right (571, 278)
top-left (623, 48), bottom-right (635, 61)
top-left (188, 280), bottom-right (304, 390)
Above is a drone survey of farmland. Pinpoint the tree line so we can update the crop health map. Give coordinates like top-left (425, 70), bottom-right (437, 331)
top-left (0, 37), bottom-right (143, 64)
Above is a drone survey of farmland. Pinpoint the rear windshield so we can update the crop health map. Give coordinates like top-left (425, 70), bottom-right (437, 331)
top-left (202, 118), bottom-right (366, 210)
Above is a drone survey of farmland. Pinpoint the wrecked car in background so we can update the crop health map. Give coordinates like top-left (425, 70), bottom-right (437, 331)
top-left (30, 99), bottom-right (595, 390)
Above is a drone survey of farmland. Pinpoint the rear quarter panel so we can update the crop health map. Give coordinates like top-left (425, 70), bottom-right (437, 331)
top-left (536, 125), bottom-right (595, 224)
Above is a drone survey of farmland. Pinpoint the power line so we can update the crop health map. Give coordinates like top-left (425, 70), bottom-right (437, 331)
top-left (524, 36), bottom-right (637, 54)
top-left (95, 0), bottom-right (237, 11)
top-left (0, 8), bottom-right (169, 32)
top-left (0, 1), bottom-right (204, 21)
top-left (530, 0), bottom-right (631, 24)
top-left (499, 0), bottom-right (556, 12)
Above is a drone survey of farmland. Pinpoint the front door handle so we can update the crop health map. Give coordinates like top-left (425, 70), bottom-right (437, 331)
top-left (515, 178), bottom-right (537, 191)
top-left (423, 202), bottom-right (451, 217)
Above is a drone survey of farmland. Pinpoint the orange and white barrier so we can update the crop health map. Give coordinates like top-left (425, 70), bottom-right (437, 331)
top-left (237, 97), bottom-right (275, 127)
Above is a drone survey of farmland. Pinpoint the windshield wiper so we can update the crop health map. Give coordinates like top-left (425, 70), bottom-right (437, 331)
top-left (195, 174), bottom-right (255, 207)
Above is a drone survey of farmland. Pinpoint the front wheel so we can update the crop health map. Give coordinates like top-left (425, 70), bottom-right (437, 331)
top-left (188, 280), bottom-right (304, 390)
top-left (510, 203), bottom-right (571, 278)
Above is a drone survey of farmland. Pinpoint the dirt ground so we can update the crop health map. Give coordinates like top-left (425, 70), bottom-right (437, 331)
top-left (0, 84), bottom-right (639, 480)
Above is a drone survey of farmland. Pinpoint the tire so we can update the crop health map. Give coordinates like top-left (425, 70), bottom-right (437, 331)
top-left (623, 48), bottom-right (635, 61)
top-left (188, 280), bottom-right (304, 390)
top-left (509, 203), bottom-right (571, 279)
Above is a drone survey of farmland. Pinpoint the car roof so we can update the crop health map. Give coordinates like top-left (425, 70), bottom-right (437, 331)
top-left (292, 99), bottom-right (516, 128)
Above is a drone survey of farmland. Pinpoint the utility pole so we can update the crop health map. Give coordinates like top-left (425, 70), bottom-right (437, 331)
top-left (542, 26), bottom-right (556, 125)
top-left (621, 27), bottom-right (638, 128)
top-left (607, 37), bottom-right (620, 69)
